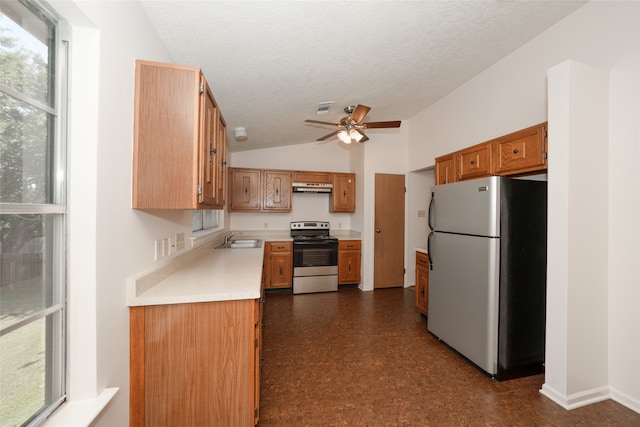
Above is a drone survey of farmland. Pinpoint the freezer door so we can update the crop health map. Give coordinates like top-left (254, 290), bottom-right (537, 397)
top-left (427, 232), bottom-right (499, 375)
top-left (430, 176), bottom-right (501, 237)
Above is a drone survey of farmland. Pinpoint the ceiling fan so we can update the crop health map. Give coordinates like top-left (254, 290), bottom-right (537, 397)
top-left (305, 104), bottom-right (401, 144)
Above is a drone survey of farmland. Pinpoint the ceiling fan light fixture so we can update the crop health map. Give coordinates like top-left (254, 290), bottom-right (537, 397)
top-left (337, 130), bottom-right (352, 144)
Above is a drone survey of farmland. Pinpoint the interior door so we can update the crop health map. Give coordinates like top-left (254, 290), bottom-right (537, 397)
top-left (374, 174), bottom-right (405, 288)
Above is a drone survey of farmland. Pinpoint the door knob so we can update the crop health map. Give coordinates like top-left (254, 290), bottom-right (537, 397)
top-left (375, 228), bottom-right (381, 233)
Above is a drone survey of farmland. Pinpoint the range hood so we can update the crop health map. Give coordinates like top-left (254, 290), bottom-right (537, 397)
top-left (292, 182), bottom-right (333, 193)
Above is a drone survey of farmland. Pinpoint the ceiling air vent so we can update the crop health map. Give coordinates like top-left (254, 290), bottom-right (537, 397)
top-left (316, 101), bottom-right (335, 115)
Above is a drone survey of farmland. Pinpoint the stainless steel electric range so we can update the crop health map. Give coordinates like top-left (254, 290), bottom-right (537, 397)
top-left (290, 221), bottom-right (338, 294)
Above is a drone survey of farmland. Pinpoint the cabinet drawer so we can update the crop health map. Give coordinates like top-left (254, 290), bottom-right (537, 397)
top-left (338, 240), bottom-right (361, 250)
top-left (267, 241), bottom-right (292, 252)
top-left (416, 251), bottom-right (429, 268)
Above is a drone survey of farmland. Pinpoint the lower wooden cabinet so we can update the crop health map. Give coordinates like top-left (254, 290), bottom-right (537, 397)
top-left (415, 251), bottom-right (429, 315)
top-left (263, 241), bottom-right (292, 289)
top-left (338, 240), bottom-right (361, 285)
top-left (130, 298), bottom-right (262, 426)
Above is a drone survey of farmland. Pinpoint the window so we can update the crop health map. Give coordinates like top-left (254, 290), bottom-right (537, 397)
top-left (0, 1), bottom-right (67, 425)
top-left (192, 210), bottom-right (220, 234)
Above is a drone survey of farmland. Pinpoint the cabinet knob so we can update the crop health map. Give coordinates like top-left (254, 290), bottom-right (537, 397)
top-left (513, 149), bottom-right (519, 154)
top-left (375, 228), bottom-right (381, 233)
top-left (470, 160), bottom-right (475, 165)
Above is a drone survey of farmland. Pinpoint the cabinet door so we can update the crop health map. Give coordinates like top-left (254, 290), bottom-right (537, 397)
top-left (415, 252), bottom-right (429, 315)
top-left (265, 242), bottom-right (292, 288)
top-left (293, 170), bottom-right (332, 184)
top-left (199, 83), bottom-right (217, 206)
top-left (214, 112), bottom-right (227, 207)
top-left (263, 170), bottom-right (292, 212)
top-left (338, 240), bottom-right (361, 284)
top-left (457, 142), bottom-right (492, 181)
top-left (132, 60), bottom-right (201, 209)
top-left (492, 122), bottom-right (547, 175)
top-left (331, 173), bottom-right (356, 213)
top-left (435, 154), bottom-right (456, 185)
top-left (229, 168), bottom-right (261, 211)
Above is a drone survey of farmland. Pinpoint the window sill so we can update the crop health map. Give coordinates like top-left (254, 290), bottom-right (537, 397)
top-left (42, 387), bottom-right (119, 427)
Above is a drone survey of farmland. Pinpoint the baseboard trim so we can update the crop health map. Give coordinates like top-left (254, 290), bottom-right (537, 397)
top-left (540, 383), bottom-right (610, 410)
top-left (610, 387), bottom-right (640, 415)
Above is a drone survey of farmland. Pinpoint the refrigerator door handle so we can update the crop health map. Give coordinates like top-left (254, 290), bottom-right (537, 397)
top-left (428, 192), bottom-right (435, 231)
top-left (427, 231), bottom-right (434, 270)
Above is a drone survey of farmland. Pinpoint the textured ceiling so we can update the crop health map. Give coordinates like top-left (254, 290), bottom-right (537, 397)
top-left (137, 1), bottom-right (585, 153)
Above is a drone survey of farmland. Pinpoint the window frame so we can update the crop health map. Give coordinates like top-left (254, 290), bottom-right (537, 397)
top-left (0, 0), bottom-right (68, 425)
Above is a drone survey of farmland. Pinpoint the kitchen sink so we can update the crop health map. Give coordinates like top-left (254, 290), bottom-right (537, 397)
top-left (217, 239), bottom-right (262, 249)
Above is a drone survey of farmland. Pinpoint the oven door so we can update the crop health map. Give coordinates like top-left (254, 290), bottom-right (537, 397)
top-left (293, 241), bottom-right (338, 268)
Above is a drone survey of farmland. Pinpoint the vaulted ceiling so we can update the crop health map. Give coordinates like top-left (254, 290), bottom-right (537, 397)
top-left (138, 1), bottom-right (585, 152)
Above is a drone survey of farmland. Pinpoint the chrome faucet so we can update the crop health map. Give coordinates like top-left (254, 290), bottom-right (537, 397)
top-left (223, 232), bottom-right (240, 246)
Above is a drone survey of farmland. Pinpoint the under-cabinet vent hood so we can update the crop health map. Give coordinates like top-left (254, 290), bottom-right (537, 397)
top-left (292, 182), bottom-right (333, 193)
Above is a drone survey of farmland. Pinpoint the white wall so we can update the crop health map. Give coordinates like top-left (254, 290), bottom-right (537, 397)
top-left (405, 0), bottom-right (640, 414)
top-left (360, 127), bottom-right (410, 290)
top-left (406, 169), bottom-right (433, 286)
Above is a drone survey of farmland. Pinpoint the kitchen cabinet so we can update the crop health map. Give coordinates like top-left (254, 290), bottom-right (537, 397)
top-left (132, 60), bottom-right (227, 209)
top-left (263, 241), bottom-right (293, 289)
top-left (434, 122), bottom-right (548, 186)
top-left (229, 168), bottom-right (292, 212)
top-left (293, 170), bottom-right (332, 184)
top-left (435, 153), bottom-right (456, 185)
top-left (129, 297), bottom-right (262, 426)
top-left (229, 168), bottom-right (261, 211)
top-left (331, 173), bottom-right (356, 213)
top-left (338, 240), bottom-right (361, 285)
top-left (415, 251), bottom-right (429, 315)
top-left (456, 142), bottom-right (492, 182)
top-left (492, 122), bottom-right (547, 176)
top-left (263, 170), bottom-right (292, 212)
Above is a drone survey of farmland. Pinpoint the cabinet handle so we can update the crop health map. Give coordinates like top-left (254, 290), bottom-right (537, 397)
top-left (375, 228), bottom-right (380, 233)
top-left (513, 149), bottom-right (519, 154)
top-left (279, 266), bottom-right (282, 276)
top-left (421, 288), bottom-right (425, 296)
top-left (348, 262), bottom-right (351, 273)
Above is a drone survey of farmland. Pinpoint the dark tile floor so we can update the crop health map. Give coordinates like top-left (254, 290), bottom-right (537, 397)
top-left (259, 287), bottom-right (640, 426)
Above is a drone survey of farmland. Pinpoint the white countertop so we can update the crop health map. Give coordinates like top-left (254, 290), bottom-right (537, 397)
top-left (127, 230), bottom-right (362, 307)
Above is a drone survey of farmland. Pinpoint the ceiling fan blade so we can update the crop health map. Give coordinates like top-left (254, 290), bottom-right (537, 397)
top-left (355, 129), bottom-right (369, 143)
top-left (350, 105), bottom-right (371, 124)
top-left (363, 120), bottom-right (401, 129)
top-left (305, 119), bottom-right (340, 126)
top-left (316, 130), bottom-right (340, 141)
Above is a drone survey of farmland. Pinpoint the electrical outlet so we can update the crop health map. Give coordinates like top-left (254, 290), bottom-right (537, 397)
top-left (175, 233), bottom-right (185, 251)
top-left (162, 238), bottom-right (170, 257)
top-left (417, 209), bottom-right (426, 218)
top-left (155, 240), bottom-right (163, 261)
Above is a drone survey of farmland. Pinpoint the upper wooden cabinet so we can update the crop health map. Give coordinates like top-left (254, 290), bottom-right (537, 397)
top-left (492, 122), bottom-right (548, 176)
top-left (132, 60), bottom-right (227, 209)
top-left (434, 122), bottom-right (548, 185)
top-left (229, 168), bottom-right (261, 211)
top-left (331, 173), bottom-right (356, 213)
top-left (435, 153), bottom-right (456, 186)
top-left (456, 142), bottom-right (492, 182)
top-left (292, 170), bottom-right (332, 184)
top-left (263, 170), bottom-right (292, 212)
top-left (229, 168), bottom-right (292, 212)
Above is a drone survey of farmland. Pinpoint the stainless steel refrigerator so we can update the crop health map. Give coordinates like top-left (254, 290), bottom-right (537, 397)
top-left (427, 176), bottom-right (547, 380)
